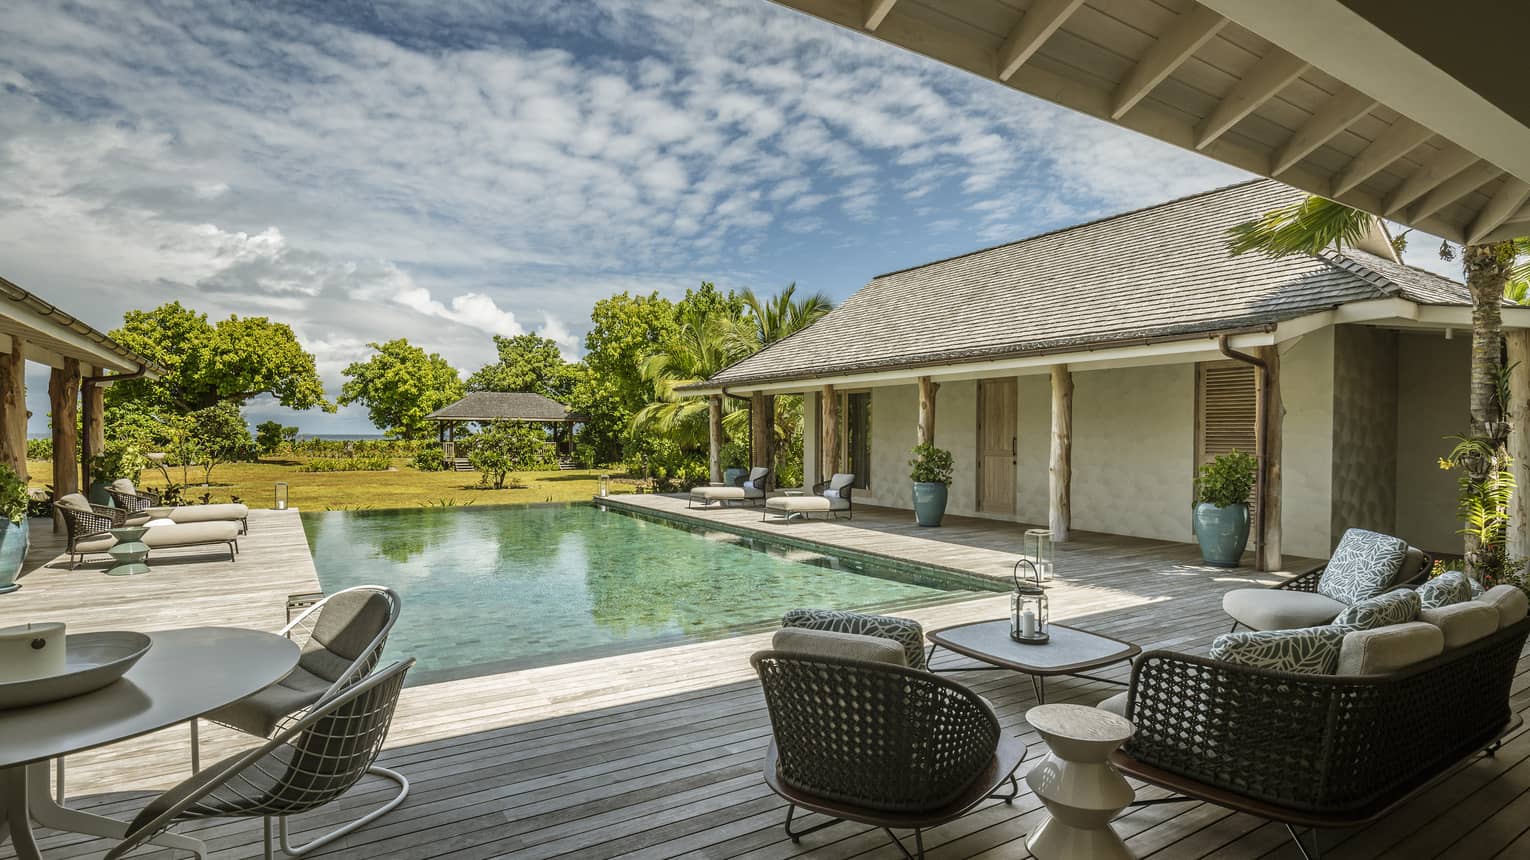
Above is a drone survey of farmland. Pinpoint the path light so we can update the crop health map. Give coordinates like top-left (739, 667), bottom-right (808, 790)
top-left (1010, 558), bottom-right (1049, 644)
top-left (598, 474), bottom-right (610, 498)
top-left (1024, 528), bottom-right (1054, 583)
top-left (274, 482), bottom-right (289, 511)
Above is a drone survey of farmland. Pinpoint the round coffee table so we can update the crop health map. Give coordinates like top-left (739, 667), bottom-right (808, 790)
top-left (106, 526), bottom-right (150, 577)
top-left (1024, 703), bottom-right (1136, 860)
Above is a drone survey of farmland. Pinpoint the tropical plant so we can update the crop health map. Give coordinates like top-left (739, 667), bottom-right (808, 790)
top-left (723, 283), bottom-right (834, 355)
top-left (1195, 451), bottom-right (1257, 508)
top-left (25, 483), bottom-right (54, 520)
top-left (185, 402), bottom-right (257, 484)
top-left (254, 420), bottom-right (297, 454)
top-left (470, 423), bottom-right (555, 489)
top-left (410, 449), bottom-right (448, 472)
top-left (909, 443), bottom-right (954, 485)
top-left (0, 465), bottom-right (28, 525)
top-left (339, 338), bottom-right (464, 440)
top-left (1441, 436), bottom-right (1516, 586)
top-left (90, 441), bottom-right (148, 485)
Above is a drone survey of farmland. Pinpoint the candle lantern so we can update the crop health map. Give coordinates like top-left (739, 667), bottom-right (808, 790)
top-left (1010, 558), bottom-right (1050, 644)
top-left (598, 474), bottom-right (610, 498)
top-left (1024, 528), bottom-right (1054, 583)
top-left (274, 482), bottom-right (289, 511)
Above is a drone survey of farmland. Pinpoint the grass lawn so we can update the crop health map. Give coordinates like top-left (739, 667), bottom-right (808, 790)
top-left (27, 459), bottom-right (634, 511)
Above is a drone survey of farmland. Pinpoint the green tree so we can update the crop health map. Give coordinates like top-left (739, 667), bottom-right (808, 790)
top-left (1228, 196), bottom-right (1526, 579)
top-left (106, 302), bottom-right (331, 414)
top-left (576, 292), bottom-right (680, 463)
top-left (254, 420), bottom-right (287, 454)
top-left (725, 282), bottom-right (834, 354)
top-left (185, 402), bottom-right (256, 484)
top-left (466, 334), bottom-right (578, 399)
top-left (339, 339), bottom-right (464, 440)
top-left (469, 423), bottom-right (555, 489)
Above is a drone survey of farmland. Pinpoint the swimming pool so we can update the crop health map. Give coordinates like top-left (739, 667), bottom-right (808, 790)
top-left (301, 503), bottom-right (998, 683)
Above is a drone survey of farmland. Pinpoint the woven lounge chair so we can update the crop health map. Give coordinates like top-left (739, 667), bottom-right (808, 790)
top-left (54, 493), bottom-right (239, 567)
top-left (688, 466), bottom-right (770, 508)
top-left (763, 473), bottom-right (854, 522)
top-left (107, 479), bottom-right (251, 534)
top-left (105, 659), bottom-right (414, 860)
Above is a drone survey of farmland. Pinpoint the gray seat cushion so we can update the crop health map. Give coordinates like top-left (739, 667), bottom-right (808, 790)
top-left (782, 608), bottom-right (926, 669)
top-left (55, 493), bottom-right (94, 516)
top-left (1335, 621), bottom-right (1444, 675)
top-left (1421, 601), bottom-right (1500, 649)
top-left (207, 665), bottom-right (331, 736)
top-left (166, 504), bottom-right (250, 524)
top-left (771, 627), bottom-right (907, 666)
top-left (142, 521), bottom-right (240, 547)
top-left (1096, 691), bottom-right (1129, 718)
top-left (691, 485), bottom-right (764, 500)
top-left (1317, 528), bottom-right (1409, 603)
top-left (1222, 588), bottom-right (1347, 631)
top-left (1481, 585), bottom-right (1530, 628)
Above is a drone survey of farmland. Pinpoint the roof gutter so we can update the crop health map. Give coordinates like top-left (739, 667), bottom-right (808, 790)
top-left (1216, 334), bottom-right (1272, 571)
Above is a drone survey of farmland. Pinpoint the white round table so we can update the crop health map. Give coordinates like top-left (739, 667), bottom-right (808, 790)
top-left (0, 627), bottom-right (299, 860)
top-left (1024, 703), bottom-right (1137, 860)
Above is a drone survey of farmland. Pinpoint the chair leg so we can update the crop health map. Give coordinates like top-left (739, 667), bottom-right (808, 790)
top-left (783, 803), bottom-right (841, 842)
top-left (190, 720), bottom-right (200, 773)
top-left (264, 816), bottom-right (275, 860)
top-left (987, 773), bottom-right (1019, 803)
top-left (1285, 823), bottom-right (1323, 860)
top-left (882, 827), bottom-right (921, 859)
top-left (1229, 620), bottom-right (1241, 633)
top-left (276, 765), bottom-right (409, 856)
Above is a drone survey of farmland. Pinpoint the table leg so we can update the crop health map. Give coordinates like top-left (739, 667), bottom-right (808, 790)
top-left (2, 765), bottom-right (42, 860)
top-left (1031, 675), bottom-right (1046, 705)
top-left (17, 761), bottom-right (208, 858)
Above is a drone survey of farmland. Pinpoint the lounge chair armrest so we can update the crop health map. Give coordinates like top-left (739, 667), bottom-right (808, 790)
top-left (1274, 563), bottom-right (1325, 592)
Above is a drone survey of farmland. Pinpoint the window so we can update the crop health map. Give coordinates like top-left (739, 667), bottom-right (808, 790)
top-left (843, 392), bottom-right (871, 490)
top-left (1196, 360), bottom-right (1259, 504)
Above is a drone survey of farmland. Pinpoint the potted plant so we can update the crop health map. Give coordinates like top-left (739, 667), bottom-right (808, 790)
top-left (909, 443), bottom-right (955, 527)
top-left (1193, 450), bottom-right (1258, 567)
top-left (0, 464), bottom-right (29, 593)
top-left (89, 441), bottom-right (148, 505)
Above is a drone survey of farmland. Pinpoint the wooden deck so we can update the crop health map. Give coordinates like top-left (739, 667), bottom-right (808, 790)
top-left (4, 498), bottom-right (1530, 859)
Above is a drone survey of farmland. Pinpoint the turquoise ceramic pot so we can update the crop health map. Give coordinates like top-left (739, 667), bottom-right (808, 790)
top-left (912, 482), bottom-right (949, 527)
top-left (88, 480), bottom-right (113, 506)
top-left (1194, 502), bottom-right (1250, 568)
top-left (0, 519), bottom-right (28, 594)
top-left (723, 467), bottom-right (748, 486)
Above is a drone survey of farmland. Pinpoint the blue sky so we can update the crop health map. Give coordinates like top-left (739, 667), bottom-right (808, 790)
top-left (3, 0), bottom-right (1451, 435)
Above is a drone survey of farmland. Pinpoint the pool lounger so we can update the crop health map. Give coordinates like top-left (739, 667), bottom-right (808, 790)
top-left (689, 467), bottom-right (771, 509)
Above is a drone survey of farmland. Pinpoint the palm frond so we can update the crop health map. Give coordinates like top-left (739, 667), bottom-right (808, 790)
top-left (1226, 196), bottom-right (1375, 258)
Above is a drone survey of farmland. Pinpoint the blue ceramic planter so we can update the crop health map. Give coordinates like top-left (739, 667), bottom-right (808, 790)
top-left (0, 519), bottom-right (28, 594)
top-left (1194, 502), bottom-right (1250, 568)
top-left (912, 482), bottom-right (949, 527)
top-left (723, 468), bottom-right (748, 486)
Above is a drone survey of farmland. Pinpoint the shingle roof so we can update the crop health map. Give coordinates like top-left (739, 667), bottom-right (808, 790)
top-left (425, 391), bottom-right (582, 422)
top-left (705, 179), bottom-right (1475, 388)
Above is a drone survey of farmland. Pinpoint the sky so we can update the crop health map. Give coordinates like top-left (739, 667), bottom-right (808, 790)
top-left (2, 0), bottom-right (1457, 436)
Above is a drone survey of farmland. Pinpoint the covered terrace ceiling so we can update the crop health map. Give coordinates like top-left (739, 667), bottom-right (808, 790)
top-left (770, 0), bottom-right (1530, 244)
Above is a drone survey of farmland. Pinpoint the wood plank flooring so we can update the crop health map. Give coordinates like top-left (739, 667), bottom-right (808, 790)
top-left (4, 497), bottom-right (1528, 859)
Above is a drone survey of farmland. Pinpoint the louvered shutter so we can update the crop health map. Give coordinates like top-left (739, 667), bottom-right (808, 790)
top-left (1196, 361), bottom-right (1259, 507)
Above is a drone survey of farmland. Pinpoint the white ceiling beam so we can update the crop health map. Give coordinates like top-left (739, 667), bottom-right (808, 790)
top-left (1271, 85), bottom-right (1376, 175)
top-left (1406, 161), bottom-right (1501, 223)
top-left (1194, 48), bottom-right (1308, 150)
top-left (996, 0), bottom-right (1086, 82)
top-left (1467, 178), bottom-right (1530, 244)
top-left (1382, 143), bottom-right (1480, 216)
top-left (1330, 118), bottom-right (1433, 197)
top-left (1110, 4), bottom-right (1226, 120)
top-left (862, 0), bottom-right (896, 30)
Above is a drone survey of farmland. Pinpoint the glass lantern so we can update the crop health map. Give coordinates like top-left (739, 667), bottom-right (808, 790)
top-left (1024, 528), bottom-right (1054, 583)
top-left (1010, 558), bottom-right (1050, 644)
top-left (274, 482), bottom-right (289, 511)
top-left (598, 474), bottom-right (610, 498)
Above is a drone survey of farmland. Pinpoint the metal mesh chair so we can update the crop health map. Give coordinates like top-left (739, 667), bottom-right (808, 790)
top-left (752, 650), bottom-right (1023, 858)
top-left (106, 659), bottom-right (414, 860)
top-left (104, 485), bottom-right (159, 514)
top-left (54, 496), bottom-right (126, 567)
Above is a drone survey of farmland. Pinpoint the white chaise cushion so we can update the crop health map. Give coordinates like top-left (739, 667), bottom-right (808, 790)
top-left (1222, 588), bottom-right (1347, 631)
top-left (1420, 602), bottom-right (1500, 649)
top-left (1336, 621), bottom-right (1443, 675)
top-left (1481, 585), bottom-right (1530, 629)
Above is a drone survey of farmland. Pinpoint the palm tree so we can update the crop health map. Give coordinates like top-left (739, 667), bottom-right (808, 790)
top-left (1228, 195), bottom-right (1524, 577)
top-left (725, 283), bottom-right (835, 355)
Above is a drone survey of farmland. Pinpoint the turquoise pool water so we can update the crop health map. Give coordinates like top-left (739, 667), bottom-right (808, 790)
top-left (301, 503), bottom-right (997, 683)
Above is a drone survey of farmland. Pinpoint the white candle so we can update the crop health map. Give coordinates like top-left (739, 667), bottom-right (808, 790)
top-left (0, 622), bottom-right (67, 682)
top-left (1021, 610), bottom-right (1037, 638)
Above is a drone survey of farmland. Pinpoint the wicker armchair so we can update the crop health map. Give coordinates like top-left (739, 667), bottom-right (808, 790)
top-left (1224, 546), bottom-right (1431, 633)
top-left (105, 484), bottom-right (161, 514)
top-left (1112, 617), bottom-right (1529, 858)
top-left (55, 497), bottom-right (127, 564)
top-left (106, 659), bottom-right (414, 860)
top-left (752, 651), bottom-right (1024, 858)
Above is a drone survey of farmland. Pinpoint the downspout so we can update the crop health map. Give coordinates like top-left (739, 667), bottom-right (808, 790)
top-left (1217, 335), bottom-right (1271, 570)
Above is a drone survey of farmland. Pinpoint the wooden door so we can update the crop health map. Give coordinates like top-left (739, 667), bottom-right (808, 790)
top-left (978, 379), bottom-right (1017, 515)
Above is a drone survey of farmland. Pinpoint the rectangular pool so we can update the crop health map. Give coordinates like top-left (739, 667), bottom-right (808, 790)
top-left (302, 503), bottom-right (998, 683)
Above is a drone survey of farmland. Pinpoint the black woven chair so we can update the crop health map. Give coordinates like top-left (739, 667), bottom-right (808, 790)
top-left (1112, 617), bottom-right (1529, 859)
top-left (54, 496), bottom-right (127, 566)
top-left (752, 651), bottom-right (1024, 859)
top-left (104, 484), bottom-right (160, 514)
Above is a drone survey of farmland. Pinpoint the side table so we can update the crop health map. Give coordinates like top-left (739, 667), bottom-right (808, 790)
top-left (106, 526), bottom-right (151, 577)
top-left (1024, 703), bottom-right (1136, 859)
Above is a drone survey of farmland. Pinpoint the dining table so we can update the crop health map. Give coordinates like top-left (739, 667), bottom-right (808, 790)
top-left (0, 626), bottom-right (299, 859)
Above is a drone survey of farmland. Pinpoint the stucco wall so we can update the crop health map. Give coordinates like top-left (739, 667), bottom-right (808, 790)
top-left (1395, 332), bottom-right (1470, 553)
top-left (1279, 328), bottom-right (1336, 558)
top-left (1071, 364), bottom-right (1196, 542)
top-left (859, 384), bottom-right (916, 510)
top-left (1329, 325), bottom-right (1399, 544)
top-left (933, 380), bottom-right (981, 518)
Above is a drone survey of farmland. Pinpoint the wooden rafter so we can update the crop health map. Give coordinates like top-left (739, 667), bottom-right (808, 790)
top-left (1467, 178), bottom-right (1530, 244)
top-left (1382, 143), bottom-right (1479, 215)
top-left (1110, 4), bottom-right (1227, 120)
top-left (1330, 117), bottom-right (1433, 197)
top-left (997, 0), bottom-right (1085, 81)
top-left (862, 0), bottom-right (897, 30)
top-left (1271, 85), bottom-right (1376, 175)
top-left (1406, 160), bottom-right (1500, 223)
top-left (1195, 48), bottom-right (1307, 150)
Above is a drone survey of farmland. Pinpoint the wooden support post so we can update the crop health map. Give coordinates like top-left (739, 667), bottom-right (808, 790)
top-left (81, 379), bottom-right (104, 493)
top-left (750, 391), bottom-right (774, 488)
top-left (707, 394), bottom-right (723, 485)
top-left (0, 342), bottom-right (26, 482)
top-left (1258, 345), bottom-right (1284, 572)
top-left (821, 385), bottom-right (839, 482)
top-left (1049, 365), bottom-right (1072, 542)
top-left (49, 359), bottom-right (80, 530)
top-left (1508, 332), bottom-right (1530, 561)
top-left (917, 376), bottom-right (938, 446)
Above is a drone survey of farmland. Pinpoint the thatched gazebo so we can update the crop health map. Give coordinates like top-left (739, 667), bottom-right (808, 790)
top-left (424, 392), bottom-right (585, 469)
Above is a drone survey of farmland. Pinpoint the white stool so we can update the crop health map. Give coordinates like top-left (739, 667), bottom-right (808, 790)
top-left (1024, 703), bottom-right (1136, 860)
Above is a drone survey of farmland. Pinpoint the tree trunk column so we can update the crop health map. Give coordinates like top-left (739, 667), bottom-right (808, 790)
top-left (81, 379), bottom-right (104, 492)
top-left (1507, 331), bottom-right (1530, 561)
top-left (50, 359), bottom-right (81, 531)
top-left (821, 385), bottom-right (839, 484)
top-left (1049, 365), bottom-right (1072, 542)
top-left (0, 342), bottom-right (26, 482)
top-left (707, 394), bottom-right (724, 485)
top-left (917, 376), bottom-right (939, 446)
top-left (750, 391), bottom-right (774, 489)
top-left (1257, 345), bottom-right (1283, 572)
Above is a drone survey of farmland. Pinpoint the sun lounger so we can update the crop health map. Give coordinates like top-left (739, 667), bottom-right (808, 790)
top-left (689, 467), bottom-right (770, 508)
top-left (108, 479), bottom-right (250, 533)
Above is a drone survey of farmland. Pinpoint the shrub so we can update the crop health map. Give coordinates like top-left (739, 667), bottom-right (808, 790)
top-left (90, 441), bottom-right (148, 484)
top-left (470, 424), bottom-right (554, 489)
top-left (25, 483), bottom-right (54, 519)
top-left (908, 443), bottom-right (954, 485)
top-left (1196, 450), bottom-right (1258, 508)
top-left (0, 465), bottom-right (27, 525)
top-left (298, 456), bottom-right (392, 473)
top-left (411, 449), bottom-right (448, 471)
top-left (26, 438), bottom-right (53, 462)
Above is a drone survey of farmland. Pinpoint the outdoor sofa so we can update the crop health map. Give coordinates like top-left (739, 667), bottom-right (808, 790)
top-left (55, 493), bottom-right (240, 567)
top-left (1221, 528), bottom-right (1430, 631)
top-left (106, 478), bottom-right (251, 534)
top-left (688, 467), bottom-right (770, 509)
top-left (762, 473), bottom-right (854, 522)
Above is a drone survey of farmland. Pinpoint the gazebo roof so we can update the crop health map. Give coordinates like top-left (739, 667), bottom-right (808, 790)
top-left (425, 391), bottom-right (584, 423)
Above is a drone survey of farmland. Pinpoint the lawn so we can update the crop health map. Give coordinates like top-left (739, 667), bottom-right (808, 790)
top-left (27, 458), bottom-right (635, 511)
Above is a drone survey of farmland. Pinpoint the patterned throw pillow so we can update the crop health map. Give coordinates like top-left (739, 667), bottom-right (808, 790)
top-left (1332, 589), bottom-right (1421, 630)
top-left (1416, 570), bottom-right (1475, 609)
top-left (781, 609), bottom-right (926, 670)
top-left (1209, 625), bottom-right (1348, 675)
top-left (1317, 529), bottom-right (1409, 604)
